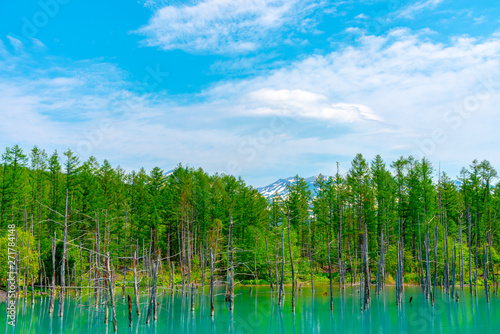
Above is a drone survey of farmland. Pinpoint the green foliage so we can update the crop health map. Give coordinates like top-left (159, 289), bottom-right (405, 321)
top-left (41, 241), bottom-right (77, 286)
top-left (0, 144), bottom-right (499, 289)
top-left (0, 228), bottom-right (40, 286)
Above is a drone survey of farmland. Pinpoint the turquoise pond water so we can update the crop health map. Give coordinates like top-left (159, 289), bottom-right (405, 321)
top-left (1, 286), bottom-right (499, 333)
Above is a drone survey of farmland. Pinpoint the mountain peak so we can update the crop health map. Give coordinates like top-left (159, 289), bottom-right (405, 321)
top-left (257, 175), bottom-right (321, 199)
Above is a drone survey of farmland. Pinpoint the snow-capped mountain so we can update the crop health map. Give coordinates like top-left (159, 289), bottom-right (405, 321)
top-left (257, 176), bottom-right (320, 199)
top-left (257, 176), bottom-right (466, 199)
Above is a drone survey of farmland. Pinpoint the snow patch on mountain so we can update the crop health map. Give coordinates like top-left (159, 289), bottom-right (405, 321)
top-left (257, 176), bottom-right (321, 199)
top-left (258, 176), bottom-right (466, 199)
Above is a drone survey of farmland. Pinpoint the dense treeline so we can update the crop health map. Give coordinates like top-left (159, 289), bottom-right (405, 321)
top-left (1, 145), bottom-right (499, 294)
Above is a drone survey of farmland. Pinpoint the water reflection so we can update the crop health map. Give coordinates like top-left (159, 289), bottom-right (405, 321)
top-left (1, 286), bottom-right (500, 333)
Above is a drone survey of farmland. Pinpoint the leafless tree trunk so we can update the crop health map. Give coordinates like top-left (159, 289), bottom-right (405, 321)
top-left (287, 211), bottom-right (295, 312)
top-left (59, 189), bottom-right (69, 318)
top-left (106, 253), bottom-right (117, 332)
top-left (133, 248), bottom-right (141, 316)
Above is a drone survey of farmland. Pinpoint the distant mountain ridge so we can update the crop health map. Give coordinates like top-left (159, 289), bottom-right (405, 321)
top-left (257, 176), bottom-right (465, 199)
top-left (256, 176), bottom-right (320, 199)
top-left (164, 168), bottom-right (467, 199)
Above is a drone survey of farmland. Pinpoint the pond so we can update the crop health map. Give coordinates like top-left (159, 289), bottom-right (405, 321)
top-left (1, 286), bottom-right (499, 333)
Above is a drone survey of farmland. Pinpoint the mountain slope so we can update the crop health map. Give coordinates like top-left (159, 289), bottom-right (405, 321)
top-left (257, 176), bottom-right (465, 199)
top-left (257, 176), bottom-right (320, 199)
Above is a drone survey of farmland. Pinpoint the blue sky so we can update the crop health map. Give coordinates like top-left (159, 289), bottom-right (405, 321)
top-left (1, 0), bottom-right (500, 187)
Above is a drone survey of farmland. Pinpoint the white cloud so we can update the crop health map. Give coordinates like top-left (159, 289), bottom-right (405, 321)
top-left (2, 29), bottom-right (500, 185)
top-left (135, 0), bottom-right (320, 53)
top-left (0, 44), bottom-right (247, 176)
top-left (242, 88), bottom-right (382, 123)
top-left (397, 0), bottom-right (444, 19)
top-left (7, 36), bottom-right (23, 51)
top-left (325, 103), bottom-right (382, 122)
top-left (474, 16), bottom-right (486, 25)
top-left (0, 40), bottom-right (7, 57)
top-left (31, 38), bottom-right (47, 49)
top-left (201, 28), bottom-right (500, 175)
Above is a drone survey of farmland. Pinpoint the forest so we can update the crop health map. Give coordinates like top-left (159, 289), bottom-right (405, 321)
top-left (1, 144), bottom-right (499, 307)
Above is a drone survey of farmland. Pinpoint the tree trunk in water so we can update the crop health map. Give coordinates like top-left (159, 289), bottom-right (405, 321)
top-left (474, 215), bottom-right (478, 297)
top-left (79, 241), bottom-right (84, 297)
top-left (363, 221), bottom-right (370, 309)
top-left (210, 247), bottom-right (214, 317)
top-left (254, 231), bottom-right (258, 283)
top-left (59, 189), bottom-right (69, 318)
top-left (123, 203), bottom-right (128, 298)
top-left (274, 232), bottom-right (279, 298)
top-left (278, 228), bottom-right (285, 306)
top-left (190, 282), bottom-right (195, 312)
top-left (308, 223), bottom-right (314, 295)
top-left (37, 232), bottom-right (42, 296)
top-left (377, 230), bottom-right (384, 293)
top-left (177, 221), bottom-right (184, 287)
top-left (354, 245), bottom-right (358, 287)
top-left (433, 222), bottom-right (438, 306)
top-left (133, 248), bottom-right (141, 316)
top-left (146, 253), bottom-right (160, 324)
top-left (226, 217), bottom-right (234, 311)
top-left (339, 210), bottom-right (344, 292)
top-left (31, 274), bottom-right (34, 306)
top-left (49, 233), bottom-right (55, 314)
top-left (26, 211), bottom-right (31, 302)
top-left (348, 242), bottom-right (353, 287)
top-left (128, 294), bottom-right (133, 327)
top-left (483, 230), bottom-right (489, 303)
top-left (201, 247), bottom-right (205, 291)
top-left (105, 273), bottom-right (109, 324)
top-left (459, 214), bottom-right (464, 291)
top-left (468, 213), bottom-right (472, 295)
top-left (287, 211), bottom-right (295, 313)
top-left (444, 213), bottom-right (450, 296)
top-left (106, 253), bottom-right (117, 332)
top-left (327, 230), bottom-right (333, 311)
top-left (187, 216), bottom-right (192, 287)
top-left (488, 232), bottom-right (497, 297)
top-left (451, 239), bottom-right (456, 299)
top-left (425, 229), bottom-right (431, 300)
